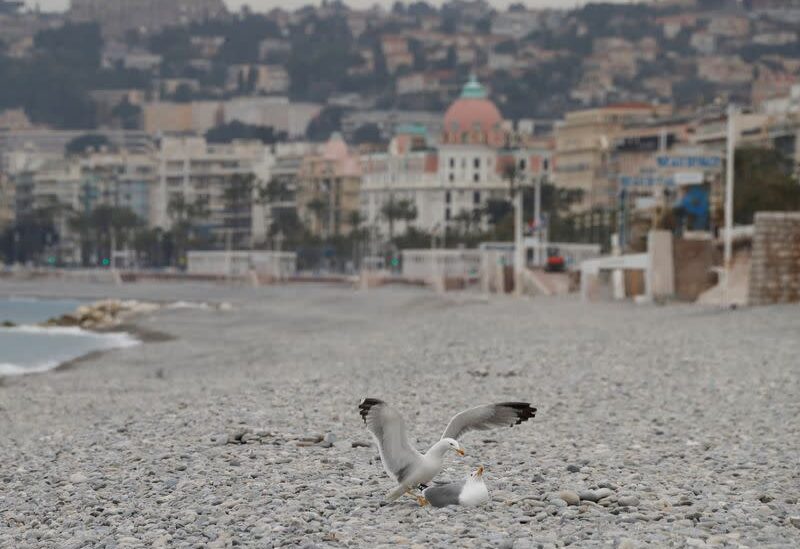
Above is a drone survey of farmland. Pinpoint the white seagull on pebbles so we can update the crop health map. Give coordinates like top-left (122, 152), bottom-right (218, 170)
top-left (418, 466), bottom-right (490, 508)
top-left (358, 398), bottom-right (536, 502)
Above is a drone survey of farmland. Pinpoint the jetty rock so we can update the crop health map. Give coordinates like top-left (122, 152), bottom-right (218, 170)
top-left (44, 300), bottom-right (163, 331)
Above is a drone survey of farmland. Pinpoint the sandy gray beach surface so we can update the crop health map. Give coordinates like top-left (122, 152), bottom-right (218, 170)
top-left (1, 280), bottom-right (799, 548)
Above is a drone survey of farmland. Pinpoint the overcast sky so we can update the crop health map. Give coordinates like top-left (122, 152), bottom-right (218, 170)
top-left (26, 0), bottom-right (638, 13)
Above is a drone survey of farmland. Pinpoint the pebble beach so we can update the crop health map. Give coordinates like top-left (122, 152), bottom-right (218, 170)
top-left (1, 280), bottom-right (799, 548)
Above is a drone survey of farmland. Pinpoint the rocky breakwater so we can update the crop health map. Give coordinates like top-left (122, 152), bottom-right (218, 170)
top-left (42, 299), bottom-right (161, 331)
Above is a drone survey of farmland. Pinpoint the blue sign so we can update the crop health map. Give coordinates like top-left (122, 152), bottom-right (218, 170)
top-left (678, 186), bottom-right (710, 230)
top-left (656, 156), bottom-right (722, 169)
top-left (619, 175), bottom-right (675, 188)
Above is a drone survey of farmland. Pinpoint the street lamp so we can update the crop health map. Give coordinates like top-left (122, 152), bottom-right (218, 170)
top-left (723, 104), bottom-right (736, 307)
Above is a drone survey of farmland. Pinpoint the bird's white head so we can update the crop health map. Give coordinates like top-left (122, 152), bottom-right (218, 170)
top-left (469, 465), bottom-right (485, 481)
top-left (443, 437), bottom-right (465, 456)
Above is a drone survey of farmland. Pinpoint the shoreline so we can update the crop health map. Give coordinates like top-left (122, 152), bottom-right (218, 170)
top-left (0, 326), bottom-right (143, 380)
top-left (53, 323), bottom-right (175, 374)
top-left (0, 296), bottom-right (175, 380)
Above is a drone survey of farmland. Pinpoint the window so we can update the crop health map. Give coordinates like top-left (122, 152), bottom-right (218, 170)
top-left (445, 191), bottom-right (451, 204)
top-left (449, 158), bottom-right (455, 168)
top-left (543, 158), bottom-right (550, 171)
top-left (519, 159), bottom-right (526, 170)
top-left (445, 208), bottom-right (451, 221)
top-left (473, 173), bottom-right (479, 183)
top-left (474, 158), bottom-right (481, 169)
top-left (449, 173), bottom-right (454, 182)
top-left (473, 191), bottom-right (481, 204)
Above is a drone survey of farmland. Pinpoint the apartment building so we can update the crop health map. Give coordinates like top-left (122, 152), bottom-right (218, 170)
top-left (142, 99), bottom-right (321, 138)
top-left (153, 137), bottom-right (267, 249)
top-left (554, 103), bottom-right (668, 210)
top-left (0, 173), bottom-right (14, 230)
top-left (253, 142), bottom-right (317, 246)
top-left (9, 149), bottom-right (158, 262)
top-left (297, 134), bottom-right (362, 238)
top-left (13, 157), bottom-right (83, 262)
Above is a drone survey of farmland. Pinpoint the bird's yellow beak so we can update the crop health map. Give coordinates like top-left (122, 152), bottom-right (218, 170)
top-left (476, 465), bottom-right (484, 477)
top-left (456, 447), bottom-right (465, 456)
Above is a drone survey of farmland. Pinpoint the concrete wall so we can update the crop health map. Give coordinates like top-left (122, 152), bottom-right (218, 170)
top-left (401, 250), bottom-right (483, 281)
top-left (647, 230), bottom-right (675, 301)
top-left (673, 238), bottom-right (716, 301)
top-left (748, 212), bottom-right (800, 306)
top-left (187, 251), bottom-right (296, 280)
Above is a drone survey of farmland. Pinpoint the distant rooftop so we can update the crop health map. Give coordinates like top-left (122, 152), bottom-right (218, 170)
top-left (396, 124), bottom-right (428, 136)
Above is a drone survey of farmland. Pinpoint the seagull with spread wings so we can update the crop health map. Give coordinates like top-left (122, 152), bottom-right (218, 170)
top-left (358, 398), bottom-right (536, 502)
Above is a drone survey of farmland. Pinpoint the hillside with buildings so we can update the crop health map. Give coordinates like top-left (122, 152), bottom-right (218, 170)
top-left (0, 0), bottom-right (799, 131)
top-left (0, 0), bottom-right (799, 272)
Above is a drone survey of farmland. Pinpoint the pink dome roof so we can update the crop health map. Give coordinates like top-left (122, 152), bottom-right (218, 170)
top-left (442, 77), bottom-right (505, 147)
top-left (444, 98), bottom-right (503, 135)
top-left (322, 133), bottom-right (349, 160)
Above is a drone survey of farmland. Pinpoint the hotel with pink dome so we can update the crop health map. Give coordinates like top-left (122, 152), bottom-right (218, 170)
top-left (360, 77), bottom-right (553, 237)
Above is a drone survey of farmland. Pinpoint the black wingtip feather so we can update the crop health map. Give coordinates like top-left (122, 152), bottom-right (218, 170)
top-left (498, 402), bottom-right (537, 426)
top-left (358, 398), bottom-right (384, 423)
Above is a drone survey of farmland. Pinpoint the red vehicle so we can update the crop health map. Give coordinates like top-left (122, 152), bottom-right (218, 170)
top-left (545, 251), bottom-right (566, 273)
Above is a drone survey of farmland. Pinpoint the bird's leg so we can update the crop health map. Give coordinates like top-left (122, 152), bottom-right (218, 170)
top-left (417, 496), bottom-right (429, 507)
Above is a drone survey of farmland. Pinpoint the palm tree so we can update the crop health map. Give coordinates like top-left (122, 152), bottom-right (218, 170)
top-left (259, 178), bottom-right (293, 205)
top-left (307, 197), bottom-right (328, 236)
top-left (347, 210), bottom-right (365, 269)
top-left (399, 199), bottom-right (418, 227)
top-left (168, 195), bottom-right (209, 268)
top-left (90, 205), bottom-right (142, 265)
top-left (381, 197), bottom-right (418, 241)
top-left (453, 209), bottom-right (474, 235)
top-left (133, 227), bottom-right (166, 267)
top-left (502, 162), bottom-right (523, 200)
top-left (348, 210), bottom-right (363, 234)
top-left (3, 207), bottom-right (60, 265)
top-left (258, 178), bottom-right (295, 242)
top-left (222, 174), bottom-right (255, 249)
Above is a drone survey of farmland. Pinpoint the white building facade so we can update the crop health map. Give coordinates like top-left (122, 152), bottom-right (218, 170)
top-left (360, 78), bottom-right (552, 238)
top-left (153, 137), bottom-right (269, 248)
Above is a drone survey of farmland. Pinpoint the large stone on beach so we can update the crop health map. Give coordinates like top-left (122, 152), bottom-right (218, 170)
top-left (579, 490), bottom-right (600, 502)
top-left (594, 487), bottom-right (614, 500)
top-left (559, 490), bottom-right (580, 506)
top-left (58, 314), bottom-right (80, 327)
top-left (89, 309), bottom-right (105, 322)
top-left (618, 495), bottom-right (640, 507)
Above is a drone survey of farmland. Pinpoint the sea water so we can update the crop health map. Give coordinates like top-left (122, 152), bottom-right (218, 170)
top-left (0, 297), bottom-right (139, 376)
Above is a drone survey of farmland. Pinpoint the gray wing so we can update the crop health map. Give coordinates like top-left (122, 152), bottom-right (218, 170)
top-left (359, 398), bottom-right (423, 484)
top-left (423, 481), bottom-right (466, 507)
top-left (441, 402), bottom-right (536, 441)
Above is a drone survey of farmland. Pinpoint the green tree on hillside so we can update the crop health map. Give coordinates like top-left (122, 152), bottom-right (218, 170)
top-left (732, 147), bottom-right (800, 225)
